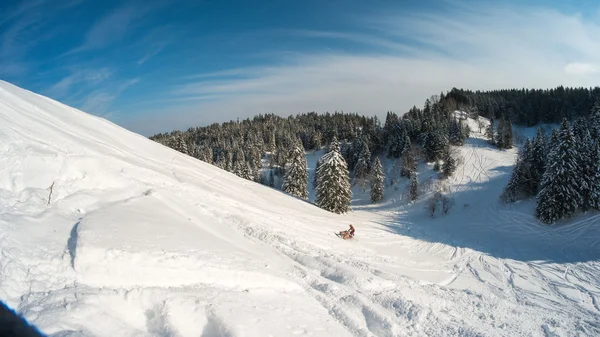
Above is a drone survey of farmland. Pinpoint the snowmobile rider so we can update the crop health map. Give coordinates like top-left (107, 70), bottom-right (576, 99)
top-left (343, 224), bottom-right (355, 239)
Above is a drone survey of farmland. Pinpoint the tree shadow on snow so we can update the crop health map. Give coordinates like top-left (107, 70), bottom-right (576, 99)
top-left (376, 175), bottom-right (600, 264)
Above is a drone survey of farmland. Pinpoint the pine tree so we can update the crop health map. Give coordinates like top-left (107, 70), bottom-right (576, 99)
top-left (315, 137), bottom-right (352, 213)
top-left (282, 143), bottom-right (309, 199)
top-left (449, 118), bottom-right (462, 145)
top-left (171, 134), bottom-right (189, 155)
top-left (496, 117), bottom-right (513, 149)
top-left (572, 118), bottom-right (594, 211)
top-left (400, 136), bottom-right (416, 177)
top-left (423, 130), bottom-right (448, 162)
top-left (441, 148), bottom-right (457, 178)
top-left (353, 142), bottom-right (371, 191)
top-left (485, 117), bottom-right (495, 144)
top-left (536, 119), bottom-right (582, 224)
top-left (409, 174), bottom-right (418, 202)
top-left (237, 161), bottom-right (254, 181)
top-left (590, 99), bottom-right (600, 140)
top-left (370, 157), bottom-right (384, 203)
top-left (588, 142), bottom-right (600, 210)
top-left (529, 128), bottom-right (546, 193)
top-left (501, 139), bottom-right (534, 202)
top-left (387, 120), bottom-right (405, 158)
top-left (461, 119), bottom-right (471, 141)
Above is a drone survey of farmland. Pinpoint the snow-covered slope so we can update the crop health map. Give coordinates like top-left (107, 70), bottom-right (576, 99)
top-left (1, 80), bottom-right (599, 337)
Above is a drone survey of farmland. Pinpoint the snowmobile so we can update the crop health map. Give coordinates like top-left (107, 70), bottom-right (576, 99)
top-left (335, 224), bottom-right (355, 240)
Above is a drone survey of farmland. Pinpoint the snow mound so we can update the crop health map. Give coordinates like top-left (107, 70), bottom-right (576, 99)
top-left (73, 193), bottom-right (301, 290)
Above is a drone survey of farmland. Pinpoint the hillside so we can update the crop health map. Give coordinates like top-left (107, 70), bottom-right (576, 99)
top-left (1, 80), bottom-right (599, 336)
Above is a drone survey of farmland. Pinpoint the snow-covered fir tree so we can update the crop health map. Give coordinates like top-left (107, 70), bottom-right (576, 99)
top-left (441, 148), bottom-right (457, 178)
top-left (449, 118), bottom-right (465, 145)
top-left (282, 142), bottom-right (308, 199)
top-left (536, 119), bottom-right (582, 224)
top-left (590, 99), bottom-right (600, 140)
top-left (423, 130), bottom-right (448, 162)
top-left (354, 142), bottom-right (371, 191)
top-left (171, 134), bottom-right (189, 155)
top-left (409, 174), bottom-right (418, 202)
top-left (370, 157), bottom-right (384, 203)
top-left (461, 119), bottom-right (471, 140)
top-left (496, 117), bottom-right (513, 149)
top-left (400, 136), bottom-right (416, 177)
top-left (485, 117), bottom-right (495, 144)
top-left (239, 162), bottom-right (254, 181)
top-left (588, 142), bottom-right (600, 211)
top-left (387, 120), bottom-right (405, 158)
top-left (501, 139), bottom-right (534, 203)
top-left (572, 118), bottom-right (595, 211)
top-left (529, 128), bottom-right (546, 193)
top-left (316, 137), bottom-right (352, 214)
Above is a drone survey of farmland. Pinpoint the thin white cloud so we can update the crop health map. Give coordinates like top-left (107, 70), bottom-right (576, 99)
top-left (565, 62), bottom-right (599, 75)
top-left (45, 68), bottom-right (112, 98)
top-left (80, 78), bottom-right (139, 114)
top-left (64, 3), bottom-right (161, 55)
top-left (137, 44), bottom-right (166, 65)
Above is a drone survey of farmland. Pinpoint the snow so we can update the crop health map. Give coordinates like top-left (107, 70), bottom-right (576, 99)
top-left (1, 81), bottom-right (600, 336)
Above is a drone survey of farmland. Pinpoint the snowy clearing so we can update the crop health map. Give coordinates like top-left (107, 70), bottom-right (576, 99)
top-left (1, 80), bottom-right (599, 336)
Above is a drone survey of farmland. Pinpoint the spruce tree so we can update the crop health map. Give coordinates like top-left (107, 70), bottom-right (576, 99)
top-left (461, 119), bottom-right (471, 141)
top-left (502, 139), bottom-right (533, 202)
top-left (496, 117), bottom-right (513, 149)
top-left (449, 118), bottom-right (462, 145)
top-left (530, 128), bottom-right (546, 193)
top-left (315, 137), bottom-right (352, 213)
top-left (441, 148), bottom-right (457, 178)
top-left (401, 136), bottom-right (416, 177)
top-left (354, 142), bottom-right (371, 191)
top-left (172, 134), bottom-right (189, 155)
top-left (536, 119), bottom-right (582, 224)
top-left (590, 99), bottom-right (600, 140)
top-left (282, 143), bottom-right (309, 199)
top-left (485, 117), bottom-right (496, 144)
top-left (387, 120), bottom-right (405, 158)
top-left (423, 131), bottom-right (448, 162)
top-left (370, 157), bottom-right (384, 203)
top-left (409, 174), bottom-right (418, 202)
top-left (588, 142), bottom-right (600, 210)
top-left (573, 119), bottom-right (594, 211)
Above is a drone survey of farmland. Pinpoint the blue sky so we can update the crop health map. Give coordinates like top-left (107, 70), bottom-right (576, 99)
top-left (1, 0), bottom-right (600, 135)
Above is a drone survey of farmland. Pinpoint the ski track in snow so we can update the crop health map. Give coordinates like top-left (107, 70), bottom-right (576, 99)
top-left (1, 82), bottom-right (600, 336)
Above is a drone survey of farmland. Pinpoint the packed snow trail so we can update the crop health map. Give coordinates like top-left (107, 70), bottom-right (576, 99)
top-left (1, 80), bottom-right (599, 336)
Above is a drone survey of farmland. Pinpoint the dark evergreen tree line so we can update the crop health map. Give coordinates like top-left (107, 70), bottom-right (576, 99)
top-left (445, 86), bottom-right (600, 126)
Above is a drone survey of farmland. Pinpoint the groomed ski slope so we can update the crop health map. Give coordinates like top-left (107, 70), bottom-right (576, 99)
top-left (0, 80), bottom-right (599, 337)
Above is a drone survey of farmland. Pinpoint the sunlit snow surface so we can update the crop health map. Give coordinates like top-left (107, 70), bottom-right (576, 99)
top-left (1, 80), bottom-right (599, 336)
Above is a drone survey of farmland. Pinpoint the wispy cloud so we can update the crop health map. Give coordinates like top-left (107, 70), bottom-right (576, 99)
top-left (64, 2), bottom-right (162, 56)
top-left (565, 62), bottom-right (599, 75)
top-left (0, 0), bottom-right (83, 77)
top-left (137, 44), bottom-right (166, 65)
top-left (80, 78), bottom-right (139, 113)
top-left (44, 67), bottom-right (112, 98)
